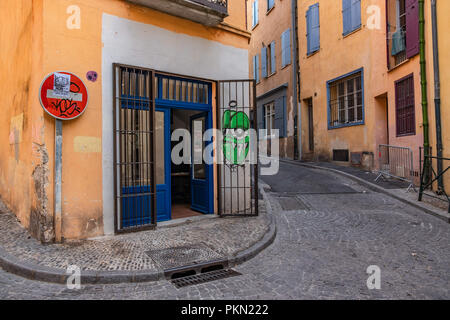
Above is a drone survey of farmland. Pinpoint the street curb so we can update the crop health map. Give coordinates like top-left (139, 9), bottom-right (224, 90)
top-left (281, 159), bottom-right (450, 224)
top-left (0, 186), bottom-right (277, 285)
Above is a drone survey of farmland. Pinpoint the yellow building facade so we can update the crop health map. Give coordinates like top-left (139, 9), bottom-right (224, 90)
top-left (0, 0), bottom-right (252, 241)
top-left (297, 0), bottom-right (434, 182)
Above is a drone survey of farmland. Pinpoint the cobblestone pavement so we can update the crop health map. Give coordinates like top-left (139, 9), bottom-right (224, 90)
top-left (1, 162), bottom-right (449, 299)
top-left (0, 204), bottom-right (268, 272)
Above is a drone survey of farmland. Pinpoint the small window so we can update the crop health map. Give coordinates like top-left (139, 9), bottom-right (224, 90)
top-left (395, 74), bottom-right (415, 136)
top-left (264, 102), bottom-right (276, 137)
top-left (267, 0), bottom-right (275, 11)
top-left (328, 70), bottom-right (364, 129)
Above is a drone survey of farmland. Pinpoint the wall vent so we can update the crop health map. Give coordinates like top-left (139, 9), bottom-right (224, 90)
top-left (333, 149), bottom-right (349, 162)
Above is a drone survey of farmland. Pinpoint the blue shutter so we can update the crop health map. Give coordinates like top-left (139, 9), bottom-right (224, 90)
top-left (270, 41), bottom-right (276, 74)
top-left (261, 47), bottom-right (268, 78)
top-left (342, 0), bottom-right (352, 35)
top-left (310, 4), bottom-right (320, 53)
top-left (282, 29), bottom-right (291, 67)
top-left (268, 0), bottom-right (275, 10)
top-left (255, 0), bottom-right (259, 26)
top-left (253, 56), bottom-right (256, 81)
top-left (306, 7), bottom-right (312, 54)
top-left (275, 96), bottom-right (286, 138)
top-left (255, 55), bottom-right (260, 83)
top-left (252, 1), bottom-right (256, 27)
top-left (351, 0), bottom-right (361, 30)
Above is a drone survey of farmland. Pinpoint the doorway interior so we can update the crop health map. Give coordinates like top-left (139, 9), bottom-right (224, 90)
top-left (170, 108), bottom-right (206, 220)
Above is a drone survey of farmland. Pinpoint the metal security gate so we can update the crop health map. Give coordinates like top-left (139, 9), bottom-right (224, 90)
top-left (113, 64), bottom-right (156, 232)
top-left (217, 80), bottom-right (258, 217)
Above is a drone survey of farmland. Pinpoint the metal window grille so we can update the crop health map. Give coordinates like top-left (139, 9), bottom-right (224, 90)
top-left (113, 64), bottom-right (156, 232)
top-left (329, 73), bottom-right (363, 127)
top-left (217, 80), bottom-right (259, 217)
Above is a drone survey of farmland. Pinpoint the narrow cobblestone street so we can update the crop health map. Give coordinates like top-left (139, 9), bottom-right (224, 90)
top-left (1, 162), bottom-right (449, 299)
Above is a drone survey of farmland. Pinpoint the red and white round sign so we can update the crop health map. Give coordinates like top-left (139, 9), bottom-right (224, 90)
top-left (39, 71), bottom-right (89, 120)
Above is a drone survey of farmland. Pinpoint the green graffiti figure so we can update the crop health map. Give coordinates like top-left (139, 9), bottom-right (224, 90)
top-left (222, 101), bottom-right (250, 166)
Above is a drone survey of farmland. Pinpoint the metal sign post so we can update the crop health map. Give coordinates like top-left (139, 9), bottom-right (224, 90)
top-left (54, 120), bottom-right (63, 242)
top-left (39, 72), bottom-right (89, 242)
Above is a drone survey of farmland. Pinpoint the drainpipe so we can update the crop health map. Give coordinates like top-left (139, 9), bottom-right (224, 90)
top-left (431, 0), bottom-right (444, 191)
top-left (291, 0), bottom-right (301, 160)
top-left (419, 0), bottom-right (430, 174)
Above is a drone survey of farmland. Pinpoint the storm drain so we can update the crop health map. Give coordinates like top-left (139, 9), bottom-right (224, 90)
top-left (145, 243), bottom-right (224, 270)
top-left (276, 196), bottom-right (310, 211)
top-left (171, 269), bottom-right (242, 288)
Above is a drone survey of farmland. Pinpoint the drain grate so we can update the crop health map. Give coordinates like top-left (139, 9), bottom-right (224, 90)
top-left (171, 269), bottom-right (242, 288)
top-left (145, 243), bottom-right (224, 270)
top-left (276, 196), bottom-right (310, 211)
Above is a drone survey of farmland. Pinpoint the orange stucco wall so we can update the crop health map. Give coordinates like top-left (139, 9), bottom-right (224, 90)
top-left (1, 0), bottom-right (249, 241)
top-left (0, 0), bottom-right (50, 240)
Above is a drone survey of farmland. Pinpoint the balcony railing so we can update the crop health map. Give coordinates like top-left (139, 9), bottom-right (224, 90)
top-left (192, 0), bottom-right (228, 15)
top-left (126, 0), bottom-right (228, 26)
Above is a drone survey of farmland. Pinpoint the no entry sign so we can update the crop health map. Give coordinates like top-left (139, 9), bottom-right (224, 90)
top-left (39, 72), bottom-right (88, 120)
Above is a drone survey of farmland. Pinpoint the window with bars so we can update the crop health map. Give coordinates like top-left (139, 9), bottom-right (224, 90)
top-left (395, 74), bottom-right (416, 136)
top-left (327, 70), bottom-right (364, 129)
top-left (155, 75), bottom-right (209, 105)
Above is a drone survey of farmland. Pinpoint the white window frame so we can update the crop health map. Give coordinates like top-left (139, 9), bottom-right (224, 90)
top-left (264, 102), bottom-right (276, 138)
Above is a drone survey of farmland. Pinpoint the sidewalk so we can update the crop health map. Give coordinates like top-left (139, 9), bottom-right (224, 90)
top-left (284, 159), bottom-right (450, 223)
top-left (0, 197), bottom-right (275, 284)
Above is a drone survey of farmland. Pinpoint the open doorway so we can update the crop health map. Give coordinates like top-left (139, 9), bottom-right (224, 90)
top-left (171, 108), bottom-right (206, 220)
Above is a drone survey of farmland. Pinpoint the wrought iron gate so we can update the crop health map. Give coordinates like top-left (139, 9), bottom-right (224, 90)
top-left (217, 80), bottom-right (259, 217)
top-left (113, 64), bottom-right (156, 232)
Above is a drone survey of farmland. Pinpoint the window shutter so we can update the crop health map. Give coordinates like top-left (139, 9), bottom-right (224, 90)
top-left (405, 0), bottom-right (419, 58)
top-left (274, 96), bottom-right (286, 138)
top-left (282, 29), bottom-right (291, 67)
top-left (270, 41), bottom-right (276, 74)
top-left (257, 105), bottom-right (265, 137)
top-left (255, 55), bottom-right (260, 83)
top-left (255, 0), bottom-right (259, 25)
top-left (261, 47), bottom-right (268, 78)
top-left (253, 56), bottom-right (256, 80)
top-left (351, 0), bottom-right (361, 30)
top-left (310, 4), bottom-right (320, 53)
top-left (342, 0), bottom-right (352, 35)
top-left (252, 1), bottom-right (255, 27)
top-left (306, 7), bottom-right (312, 54)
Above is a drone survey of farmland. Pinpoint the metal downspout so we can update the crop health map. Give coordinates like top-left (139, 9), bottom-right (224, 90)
top-left (291, 0), bottom-right (301, 160)
top-left (431, 0), bottom-right (444, 191)
top-left (419, 0), bottom-right (430, 173)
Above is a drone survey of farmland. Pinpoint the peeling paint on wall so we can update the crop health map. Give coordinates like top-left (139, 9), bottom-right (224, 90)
top-left (29, 143), bottom-right (54, 243)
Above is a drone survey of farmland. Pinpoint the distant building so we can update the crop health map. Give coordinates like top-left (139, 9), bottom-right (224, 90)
top-left (248, 0), bottom-right (300, 159)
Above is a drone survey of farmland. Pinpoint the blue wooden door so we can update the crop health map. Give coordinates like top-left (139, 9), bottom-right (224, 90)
top-left (155, 108), bottom-right (171, 222)
top-left (190, 112), bottom-right (213, 214)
